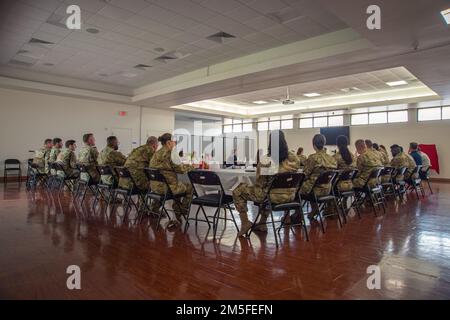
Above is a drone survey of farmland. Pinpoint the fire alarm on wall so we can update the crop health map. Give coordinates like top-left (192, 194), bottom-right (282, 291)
top-left (119, 111), bottom-right (127, 116)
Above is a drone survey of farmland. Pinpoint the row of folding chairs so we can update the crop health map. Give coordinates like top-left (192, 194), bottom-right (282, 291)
top-left (26, 160), bottom-right (432, 247)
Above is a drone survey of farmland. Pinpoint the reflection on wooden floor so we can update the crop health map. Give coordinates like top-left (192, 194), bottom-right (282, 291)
top-left (0, 181), bottom-right (450, 299)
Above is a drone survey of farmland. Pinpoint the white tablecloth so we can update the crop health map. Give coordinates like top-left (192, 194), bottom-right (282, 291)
top-left (179, 168), bottom-right (257, 194)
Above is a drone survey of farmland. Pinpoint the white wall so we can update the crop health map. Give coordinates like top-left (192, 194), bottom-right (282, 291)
top-left (0, 87), bottom-right (174, 177)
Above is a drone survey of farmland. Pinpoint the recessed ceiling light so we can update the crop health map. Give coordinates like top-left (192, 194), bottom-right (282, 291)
top-left (386, 80), bottom-right (408, 87)
top-left (252, 100), bottom-right (268, 104)
top-left (303, 92), bottom-right (321, 97)
top-left (441, 8), bottom-right (450, 24)
top-left (86, 28), bottom-right (99, 34)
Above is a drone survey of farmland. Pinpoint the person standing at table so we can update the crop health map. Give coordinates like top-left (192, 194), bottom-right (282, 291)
top-left (150, 133), bottom-right (194, 226)
top-left (232, 130), bottom-right (300, 237)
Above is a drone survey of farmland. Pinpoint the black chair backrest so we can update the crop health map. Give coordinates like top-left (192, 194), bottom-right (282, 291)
top-left (269, 172), bottom-right (305, 190)
top-left (115, 166), bottom-right (132, 179)
top-left (5, 159), bottom-right (20, 167)
top-left (396, 167), bottom-right (407, 176)
top-left (314, 170), bottom-right (338, 186)
top-left (144, 168), bottom-right (167, 183)
top-left (97, 165), bottom-right (113, 176)
top-left (411, 165), bottom-right (422, 174)
top-left (338, 169), bottom-right (358, 182)
top-left (381, 166), bottom-right (395, 176)
top-left (368, 167), bottom-right (384, 179)
top-left (76, 163), bottom-right (89, 172)
top-left (48, 162), bottom-right (58, 171)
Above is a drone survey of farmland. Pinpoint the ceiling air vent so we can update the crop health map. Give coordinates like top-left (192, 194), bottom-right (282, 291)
top-left (206, 31), bottom-right (236, 44)
top-left (29, 38), bottom-right (54, 45)
top-left (154, 51), bottom-right (190, 63)
top-left (134, 64), bottom-right (151, 70)
top-left (9, 59), bottom-right (35, 67)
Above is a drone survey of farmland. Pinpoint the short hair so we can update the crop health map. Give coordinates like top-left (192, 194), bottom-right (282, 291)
top-left (297, 147), bottom-right (304, 155)
top-left (380, 144), bottom-right (387, 151)
top-left (410, 142), bottom-right (419, 150)
top-left (53, 137), bottom-right (62, 145)
top-left (157, 133), bottom-right (172, 145)
top-left (365, 139), bottom-right (373, 148)
top-left (312, 134), bottom-right (326, 150)
top-left (355, 139), bottom-right (365, 149)
top-left (107, 136), bottom-right (117, 147)
top-left (44, 138), bottom-right (52, 144)
top-left (147, 136), bottom-right (158, 145)
top-left (390, 144), bottom-right (401, 153)
top-left (65, 140), bottom-right (76, 148)
top-left (83, 133), bottom-right (93, 143)
top-left (373, 143), bottom-right (379, 150)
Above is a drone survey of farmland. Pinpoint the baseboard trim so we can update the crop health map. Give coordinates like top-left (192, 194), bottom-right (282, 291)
top-left (0, 176), bottom-right (28, 183)
top-left (430, 178), bottom-right (450, 183)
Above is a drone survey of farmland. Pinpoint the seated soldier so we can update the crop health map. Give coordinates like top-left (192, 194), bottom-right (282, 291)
top-left (390, 144), bottom-right (416, 181)
top-left (233, 130), bottom-right (300, 236)
top-left (78, 133), bottom-right (99, 183)
top-left (296, 147), bottom-right (307, 168)
top-left (119, 136), bottom-right (158, 191)
top-left (56, 140), bottom-right (79, 178)
top-left (353, 139), bottom-right (383, 189)
top-left (150, 133), bottom-right (194, 226)
top-left (48, 137), bottom-right (63, 174)
top-left (365, 139), bottom-right (384, 165)
top-left (33, 138), bottom-right (53, 174)
top-left (333, 135), bottom-right (356, 192)
top-left (299, 134), bottom-right (337, 219)
top-left (98, 136), bottom-right (127, 186)
top-left (373, 143), bottom-right (389, 166)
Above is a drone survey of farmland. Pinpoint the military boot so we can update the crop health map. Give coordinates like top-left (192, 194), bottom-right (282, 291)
top-left (237, 213), bottom-right (253, 237)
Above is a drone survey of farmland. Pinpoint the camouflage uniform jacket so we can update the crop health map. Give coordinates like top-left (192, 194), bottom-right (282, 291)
top-left (353, 148), bottom-right (383, 188)
top-left (33, 145), bottom-right (51, 173)
top-left (390, 152), bottom-right (416, 180)
top-left (300, 149), bottom-right (337, 196)
top-left (333, 151), bottom-right (357, 192)
top-left (47, 146), bottom-right (61, 174)
top-left (56, 149), bottom-right (77, 177)
top-left (77, 144), bottom-right (99, 182)
top-left (119, 144), bottom-right (154, 190)
top-left (149, 147), bottom-right (193, 194)
top-left (298, 154), bottom-right (307, 167)
top-left (98, 146), bottom-right (127, 185)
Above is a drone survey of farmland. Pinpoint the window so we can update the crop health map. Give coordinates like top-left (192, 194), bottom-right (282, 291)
top-left (388, 110), bottom-right (408, 123)
top-left (313, 117), bottom-right (327, 128)
top-left (351, 113), bottom-right (368, 125)
top-left (443, 107), bottom-right (450, 120)
top-left (269, 120), bottom-right (280, 130)
top-left (369, 112), bottom-right (387, 124)
top-left (328, 115), bottom-right (344, 126)
top-left (299, 118), bottom-right (313, 128)
top-left (223, 125), bottom-right (232, 133)
top-left (258, 115), bottom-right (293, 131)
top-left (257, 121), bottom-right (268, 131)
top-left (242, 122), bottom-right (253, 132)
top-left (281, 115), bottom-right (293, 129)
top-left (418, 107), bottom-right (441, 121)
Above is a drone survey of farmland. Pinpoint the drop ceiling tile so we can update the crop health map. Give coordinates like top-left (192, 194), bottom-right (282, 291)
top-left (109, 0), bottom-right (149, 13)
top-left (112, 23), bottom-right (148, 38)
top-left (242, 0), bottom-right (288, 15)
top-left (38, 22), bottom-right (72, 37)
top-left (126, 15), bottom-right (184, 37)
top-left (221, 4), bottom-right (261, 22)
top-left (243, 15), bottom-right (278, 30)
top-left (20, 0), bottom-right (62, 12)
top-left (63, 0), bottom-right (107, 13)
top-left (31, 30), bottom-right (66, 44)
top-left (6, 2), bottom-right (53, 22)
top-left (170, 32), bottom-right (203, 45)
top-left (140, 5), bottom-right (198, 30)
top-left (187, 24), bottom-right (220, 37)
top-left (150, 0), bottom-right (218, 23)
top-left (97, 5), bottom-right (135, 21)
top-left (200, 0), bottom-right (242, 14)
top-left (87, 14), bottom-right (122, 30)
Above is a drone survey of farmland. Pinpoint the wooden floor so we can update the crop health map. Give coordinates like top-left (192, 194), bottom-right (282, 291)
top-left (1, 181), bottom-right (450, 300)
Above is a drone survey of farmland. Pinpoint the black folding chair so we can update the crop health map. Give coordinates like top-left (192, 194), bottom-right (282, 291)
top-left (301, 170), bottom-right (342, 233)
top-left (53, 162), bottom-right (78, 194)
top-left (3, 159), bottom-right (21, 183)
top-left (186, 170), bottom-right (239, 238)
top-left (393, 167), bottom-right (408, 200)
top-left (420, 166), bottom-right (433, 194)
top-left (26, 159), bottom-right (47, 190)
top-left (406, 165), bottom-right (425, 199)
top-left (143, 168), bottom-right (189, 230)
top-left (112, 166), bottom-right (146, 222)
top-left (248, 172), bottom-right (307, 246)
top-left (381, 167), bottom-right (397, 200)
top-left (334, 169), bottom-right (360, 222)
top-left (74, 164), bottom-right (97, 205)
top-left (92, 165), bottom-right (117, 211)
top-left (46, 162), bottom-right (59, 191)
top-left (354, 167), bottom-right (386, 216)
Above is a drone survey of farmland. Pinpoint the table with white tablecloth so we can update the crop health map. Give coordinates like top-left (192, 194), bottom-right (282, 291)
top-left (179, 168), bottom-right (257, 194)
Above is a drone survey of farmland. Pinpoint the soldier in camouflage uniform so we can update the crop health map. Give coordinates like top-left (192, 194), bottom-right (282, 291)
top-left (296, 147), bottom-right (308, 168)
top-left (374, 143), bottom-right (390, 166)
top-left (334, 135), bottom-right (357, 192)
top-left (353, 139), bottom-right (383, 189)
top-left (299, 134), bottom-right (337, 218)
top-left (56, 140), bottom-right (79, 178)
top-left (365, 139), bottom-right (385, 165)
top-left (233, 131), bottom-right (300, 236)
top-left (119, 136), bottom-right (158, 191)
top-left (98, 136), bottom-right (127, 186)
top-left (33, 138), bottom-right (53, 174)
top-left (149, 133), bottom-right (194, 224)
top-left (77, 133), bottom-right (99, 183)
top-left (390, 144), bottom-right (417, 181)
top-left (48, 138), bottom-right (63, 174)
